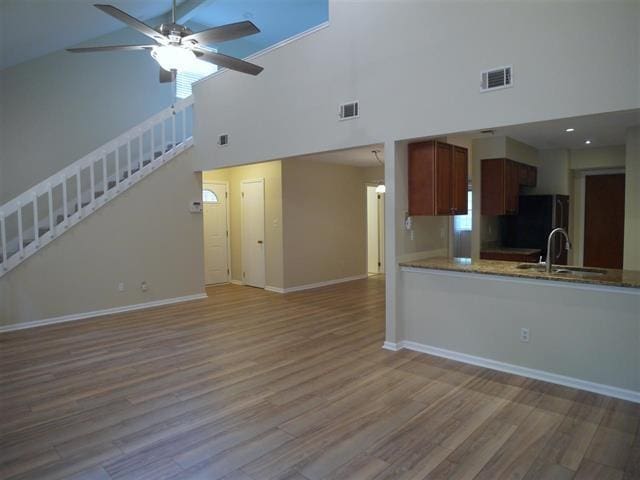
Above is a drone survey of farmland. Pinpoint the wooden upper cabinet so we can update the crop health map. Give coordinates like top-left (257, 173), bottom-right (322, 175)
top-left (518, 163), bottom-right (537, 187)
top-left (452, 146), bottom-right (469, 215)
top-left (481, 158), bottom-right (537, 215)
top-left (435, 142), bottom-right (453, 215)
top-left (409, 140), bottom-right (468, 216)
top-left (504, 159), bottom-right (520, 215)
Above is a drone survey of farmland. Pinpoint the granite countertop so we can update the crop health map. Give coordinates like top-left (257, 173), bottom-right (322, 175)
top-left (399, 257), bottom-right (640, 289)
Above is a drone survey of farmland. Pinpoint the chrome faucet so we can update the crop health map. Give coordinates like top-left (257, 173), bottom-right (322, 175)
top-left (546, 228), bottom-right (572, 273)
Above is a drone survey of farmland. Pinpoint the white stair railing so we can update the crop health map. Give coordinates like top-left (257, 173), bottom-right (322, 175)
top-left (0, 97), bottom-right (194, 277)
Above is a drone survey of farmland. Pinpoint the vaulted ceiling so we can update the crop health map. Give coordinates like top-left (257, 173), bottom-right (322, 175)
top-left (0, 0), bottom-right (328, 70)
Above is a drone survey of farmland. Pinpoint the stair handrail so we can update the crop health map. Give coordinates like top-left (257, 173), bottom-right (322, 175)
top-left (0, 96), bottom-right (194, 276)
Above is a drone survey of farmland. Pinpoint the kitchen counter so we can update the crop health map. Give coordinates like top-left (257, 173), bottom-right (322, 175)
top-left (399, 257), bottom-right (640, 289)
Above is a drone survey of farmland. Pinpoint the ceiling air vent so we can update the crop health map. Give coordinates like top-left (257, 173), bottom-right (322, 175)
top-left (339, 101), bottom-right (359, 120)
top-left (218, 134), bottom-right (229, 146)
top-left (480, 66), bottom-right (513, 92)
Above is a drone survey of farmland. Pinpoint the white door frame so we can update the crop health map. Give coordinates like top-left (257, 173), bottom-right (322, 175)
top-left (365, 182), bottom-right (385, 274)
top-left (240, 178), bottom-right (266, 288)
top-left (203, 181), bottom-right (231, 283)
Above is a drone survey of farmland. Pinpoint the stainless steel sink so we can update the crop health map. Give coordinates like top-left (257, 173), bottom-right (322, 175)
top-left (516, 263), bottom-right (607, 276)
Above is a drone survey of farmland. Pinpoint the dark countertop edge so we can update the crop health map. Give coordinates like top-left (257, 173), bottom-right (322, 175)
top-left (399, 260), bottom-right (640, 291)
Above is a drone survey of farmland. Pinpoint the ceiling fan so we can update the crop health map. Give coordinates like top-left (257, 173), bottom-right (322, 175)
top-left (67, 0), bottom-right (264, 83)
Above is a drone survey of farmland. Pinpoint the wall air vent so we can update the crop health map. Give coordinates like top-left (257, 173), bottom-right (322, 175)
top-left (338, 101), bottom-right (359, 120)
top-left (480, 66), bottom-right (513, 92)
top-left (218, 134), bottom-right (229, 146)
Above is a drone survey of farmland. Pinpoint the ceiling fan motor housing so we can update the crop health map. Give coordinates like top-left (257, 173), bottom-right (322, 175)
top-left (159, 23), bottom-right (192, 45)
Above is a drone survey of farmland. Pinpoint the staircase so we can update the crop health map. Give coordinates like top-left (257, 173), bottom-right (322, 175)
top-left (0, 97), bottom-right (194, 278)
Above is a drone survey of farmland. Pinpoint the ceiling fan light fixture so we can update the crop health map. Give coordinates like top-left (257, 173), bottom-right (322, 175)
top-left (151, 45), bottom-right (196, 72)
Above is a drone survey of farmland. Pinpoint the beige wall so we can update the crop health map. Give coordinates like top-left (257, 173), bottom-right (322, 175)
top-left (204, 159), bottom-right (383, 290)
top-left (400, 269), bottom-right (640, 394)
top-left (536, 149), bottom-right (571, 196)
top-left (0, 148), bottom-right (205, 327)
top-left (0, 28), bottom-right (174, 204)
top-left (281, 160), bottom-right (380, 288)
top-left (624, 127), bottom-right (640, 270)
top-left (203, 161), bottom-right (284, 289)
top-left (570, 145), bottom-right (626, 170)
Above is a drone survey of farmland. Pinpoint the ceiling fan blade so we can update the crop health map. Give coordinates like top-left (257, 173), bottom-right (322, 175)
top-left (159, 68), bottom-right (176, 83)
top-left (195, 50), bottom-right (263, 76)
top-left (67, 44), bottom-right (155, 53)
top-left (183, 21), bottom-right (260, 46)
top-left (94, 4), bottom-right (167, 44)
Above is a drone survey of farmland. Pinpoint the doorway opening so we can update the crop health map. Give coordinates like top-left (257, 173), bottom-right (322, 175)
top-left (366, 185), bottom-right (385, 274)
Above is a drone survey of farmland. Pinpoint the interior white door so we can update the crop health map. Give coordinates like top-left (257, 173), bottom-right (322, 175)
top-left (378, 191), bottom-right (385, 273)
top-left (241, 179), bottom-right (266, 288)
top-left (367, 186), bottom-right (385, 274)
top-left (203, 183), bottom-right (229, 284)
top-left (367, 186), bottom-right (379, 273)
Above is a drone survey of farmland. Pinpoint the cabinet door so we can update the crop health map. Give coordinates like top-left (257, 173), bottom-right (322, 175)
top-left (435, 142), bottom-right (453, 215)
top-left (481, 158), bottom-right (505, 215)
top-left (504, 160), bottom-right (520, 215)
top-left (451, 146), bottom-right (468, 214)
top-left (408, 142), bottom-right (436, 215)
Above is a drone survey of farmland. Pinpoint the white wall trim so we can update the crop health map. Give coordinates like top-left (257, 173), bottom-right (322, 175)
top-left (382, 341), bottom-right (400, 351)
top-left (230, 279), bottom-right (244, 286)
top-left (270, 274), bottom-right (369, 294)
top-left (392, 340), bottom-right (639, 403)
top-left (0, 293), bottom-right (208, 333)
top-left (265, 285), bottom-right (286, 293)
top-left (400, 266), bottom-right (640, 295)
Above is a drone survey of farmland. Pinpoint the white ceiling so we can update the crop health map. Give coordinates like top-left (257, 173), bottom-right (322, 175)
top-left (294, 144), bottom-right (385, 168)
top-left (464, 109), bottom-right (640, 151)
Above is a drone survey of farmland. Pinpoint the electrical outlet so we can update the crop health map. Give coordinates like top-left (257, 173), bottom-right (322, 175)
top-left (140, 281), bottom-right (148, 292)
top-left (118, 282), bottom-right (125, 292)
top-left (520, 328), bottom-right (530, 343)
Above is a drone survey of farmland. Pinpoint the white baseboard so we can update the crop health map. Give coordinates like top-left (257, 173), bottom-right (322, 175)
top-left (230, 280), bottom-right (244, 286)
top-left (265, 285), bottom-right (286, 293)
top-left (273, 274), bottom-right (369, 294)
top-left (382, 341), bottom-right (400, 351)
top-left (389, 340), bottom-right (639, 403)
top-left (397, 248), bottom-right (448, 263)
top-left (0, 293), bottom-right (208, 333)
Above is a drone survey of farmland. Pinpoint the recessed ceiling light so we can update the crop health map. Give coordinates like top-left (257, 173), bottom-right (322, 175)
top-left (565, 128), bottom-right (575, 132)
top-left (585, 140), bottom-right (592, 145)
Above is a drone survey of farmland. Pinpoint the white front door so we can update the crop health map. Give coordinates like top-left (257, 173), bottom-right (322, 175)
top-left (203, 183), bottom-right (229, 284)
top-left (241, 179), bottom-right (266, 288)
